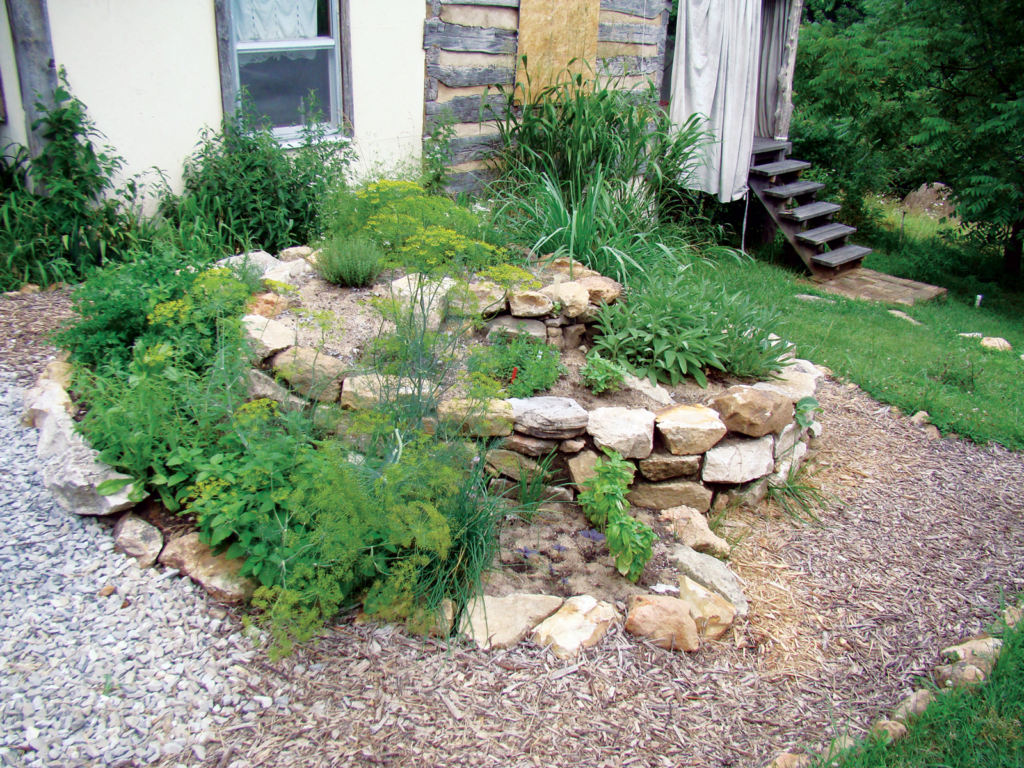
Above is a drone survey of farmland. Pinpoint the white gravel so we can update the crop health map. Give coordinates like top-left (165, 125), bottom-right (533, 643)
top-left (0, 372), bottom-right (257, 767)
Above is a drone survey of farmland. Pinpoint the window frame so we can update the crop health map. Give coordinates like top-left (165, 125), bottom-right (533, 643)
top-left (214, 0), bottom-right (354, 143)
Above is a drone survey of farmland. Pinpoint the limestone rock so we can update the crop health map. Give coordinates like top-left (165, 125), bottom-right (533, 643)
top-left (622, 373), bottom-right (672, 407)
top-left (218, 250), bottom-right (280, 273)
top-left (768, 754), bottom-right (813, 768)
top-left (774, 422), bottom-right (802, 460)
top-left (703, 436), bottom-right (776, 484)
top-left (586, 407), bottom-right (655, 459)
top-left (383, 274), bottom-right (456, 331)
top-left (509, 397), bottom-right (589, 439)
top-left (889, 309), bottom-right (922, 325)
top-left (624, 595), bottom-right (699, 652)
top-left (263, 258), bottom-right (312, 285)
top-left (638, 451), bottom-right (701, 482)
top-left (567, 449), bottom-right (601, 489)
top-left (22, 379), bottom-right (75, 428)
top-left (113, 515), bottom-right (164, 568)
top-left (752, 359), bottom-right (825, 403)
top-left (1004, 604), bottom-right (1023, 628)
top-left (487, 316), bottom-right (547, 342)
top-left (486, 449), bottom-right (541, 482)
top-left (678, 575), bottom-right (736, 641)
top-left (660, 506), bottom-right (730, 558)
top-left (714, 477), bottom-right (769, 511)
top-left (39, 360), bottom-right (74, 390)
top-left (575, 304), bottom-right (602, 323)
top-left (709, 386), bottom-right (794, 438)
top-left (246, 369), bottom-right (306, 411)
top-left (654, 405), bottom-right (727, 455)
top-left (981, 336), bottom-right (1012, 351)
top-left (270, 347), bottom-right (345, 402)
top-left (562, 323), bottom-right (586, 350)
top-left (242, 315), bottom-right (295, 360)
top-left (277, 245), bottom-right (313, 262)
top-left (540, 281), bottom-right (589, 318)
top-left (158, 533), bottom-right (256, 604)
top-left (576, 275), bottom-right (622, 305)
top-left (546, 326), bottom-right (564, 350)
top-left (36, 408), bottom-right (83, 460)
top-left (627, 479), bottom-right (713, 512)
top-left (559, 438), bottom-right (585, 453)
top-left (461, 594), bottom-right (564, 650)
top-left (543, 256), bottom-right (601, 280)
top-left (934, 661), bottom-right (986, 688)
top-left (668, 545), bottom-right (748, 618)
top-left (42, 444), bottom-right (143, 517)
top-left (770, 441), bottom-right (808, 486)
top-left (504, 434), bottom-right (559, 457)
top-left (892, 689), bottom-right (934, 722)
top-left (247, 292), bottom-right (291, 319)
top-left (508, 290), bottom-right (553, 317)
top-left (870, 720), bottom-right (907, 742)
top-left (341, 374), bottom-right (416, 410)
top-left (531, 595), bottom-right (620, 659)
top-left (438, 398), bottom-right (514, 437)
top-left (446, 281), bottom-right (506, 318)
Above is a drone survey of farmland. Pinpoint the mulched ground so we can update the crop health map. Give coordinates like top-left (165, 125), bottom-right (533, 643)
top-left (4, 290), bottom-right (1022, 768)
top-left (0, 288), bottom-right (74, 381)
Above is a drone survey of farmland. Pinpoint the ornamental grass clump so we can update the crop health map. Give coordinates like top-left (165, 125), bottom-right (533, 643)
top-left (317, 236), bottom-right (383, 287)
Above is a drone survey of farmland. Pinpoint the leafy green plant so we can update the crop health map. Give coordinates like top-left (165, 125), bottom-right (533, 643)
top-left (166, 93), bottom-right (354, 255)
top-left (317, 236), bottom-right (383, 287)
top-left (0, 71), bottom-right (148, 289)
top-left (421, 110), bottom-right (456, 194)
top-left (794, 396), bottom-right (823, 429)
top-left (577, 449), bottom-right (653, 582)
top-left (580, 353), bottom-right (629, 395)
top-left (227, 252), bottom-right (266, 295)
top-left (467, 332), bottom-right (565, 398)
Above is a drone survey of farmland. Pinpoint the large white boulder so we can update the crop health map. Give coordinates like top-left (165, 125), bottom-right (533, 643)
top-left (42, 444), bottom-right (143, 517)
top-left (586, 407), bottom-right (655, 459)
top-left (702, 435), bottom-right (776, 484)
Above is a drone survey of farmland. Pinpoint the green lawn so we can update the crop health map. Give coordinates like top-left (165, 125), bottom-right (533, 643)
top-left (692, 257), bottom-right (1024, 450)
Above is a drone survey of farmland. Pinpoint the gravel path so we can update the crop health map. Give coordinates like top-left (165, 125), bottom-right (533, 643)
top-left (0, 371), bottom-right (258, 768)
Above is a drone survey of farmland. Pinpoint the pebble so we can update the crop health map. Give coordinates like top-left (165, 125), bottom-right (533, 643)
top-left (0, 372), bottom-right (256, 767)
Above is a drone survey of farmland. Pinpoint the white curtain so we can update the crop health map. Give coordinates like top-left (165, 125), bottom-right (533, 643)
top-left (756, 0), bottom-right (788, 139)
top-left (232, 0), bottom-right (318, 42)
top-left (670, 0), bottom-right (763, 203)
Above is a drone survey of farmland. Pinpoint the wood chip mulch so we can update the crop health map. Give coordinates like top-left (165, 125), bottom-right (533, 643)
top-left (171, 379), bottom-right (1024, 768)
top-left (0, 288), bottom-right (74, 380)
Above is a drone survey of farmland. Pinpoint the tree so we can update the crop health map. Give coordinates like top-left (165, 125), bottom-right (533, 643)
top-left (794, 0), bottom-right (1024, 282)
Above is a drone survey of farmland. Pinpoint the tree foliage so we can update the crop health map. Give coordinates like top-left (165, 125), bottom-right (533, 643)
top-left (793, 0), bottom-right (1024, 281)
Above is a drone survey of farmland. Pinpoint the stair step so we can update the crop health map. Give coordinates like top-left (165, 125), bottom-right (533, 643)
top-left (752, 137), bottom-right (792, 155)
top-left (750, 159), bottom-right (812, 177)
top-left (763, 180), bottom-right (825, 199)
top-left (812, 244), bottom-right (873, 268)
top-left (797, 223), bottom-right (857, 246)
top-left (779, 201), bottom-right (842, 222)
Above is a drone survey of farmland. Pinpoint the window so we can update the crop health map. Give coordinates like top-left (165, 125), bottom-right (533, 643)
top-left (216, 0), bottom-right (351, 142)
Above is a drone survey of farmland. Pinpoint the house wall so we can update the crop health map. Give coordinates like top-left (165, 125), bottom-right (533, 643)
top-left (46, 0), bottom-right (223, 197)
top-left (348, 0), bottom-right (428, 178)
top-left (0, 1), bottom-right (29, 153)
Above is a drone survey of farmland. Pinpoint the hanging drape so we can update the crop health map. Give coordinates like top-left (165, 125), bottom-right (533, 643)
top-left (231, 0), bottom-right (317, 42)
top-left (669, 0), bottom-right (763, 203)
top-left (756, 0), bottom-right (787, 139)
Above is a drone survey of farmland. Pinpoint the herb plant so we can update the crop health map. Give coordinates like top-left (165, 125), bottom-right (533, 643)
top-left (580, 353), bottom-right (629, 395)
top-left (317, 236), bottom-right (383, 287)
top-left (467, 333), bottom-right (565, 398)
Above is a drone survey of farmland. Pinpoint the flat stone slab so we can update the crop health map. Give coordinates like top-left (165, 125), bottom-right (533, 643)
top-left (509, 397), bottom-right (589, 439)
top-left (159, 533), bottom-right (257, 604)
top-left (668, 545), bottom-right (748, 619)
top-left (461, 594), bottom-right (564, 650)
top-left (638, 451), bottom-right (701, 482)
top-left (703, 435), bottom-right (776, 484)
top-left (627, 478), bottom-right (713, 512)
top-left (487, 316), bottom-right (547, 342)
top-left (532, 595), bottom-right (620, 659)
top-left (753, 359), bottom-right (824, 403)
top-left (587, 407), bottom-right (655, 459)
top-left (654, 405), bottom-right (727, 455)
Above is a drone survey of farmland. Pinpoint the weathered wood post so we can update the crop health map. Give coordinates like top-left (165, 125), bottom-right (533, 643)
top-left (5, 0), bottom-right (58, 159)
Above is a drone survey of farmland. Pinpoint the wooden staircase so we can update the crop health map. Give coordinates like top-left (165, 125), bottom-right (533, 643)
top-left (747, 138), bottom-right (871, 280)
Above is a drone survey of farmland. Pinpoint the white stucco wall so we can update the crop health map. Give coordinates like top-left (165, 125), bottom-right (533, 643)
top-left (348, 0), bottom-right (426, 178)
top-left (46, 0), bottom-right (224, 196)
top-left (0, 1), bottom-right (29, 153)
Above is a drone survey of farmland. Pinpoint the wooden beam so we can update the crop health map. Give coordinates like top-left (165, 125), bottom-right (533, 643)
top-left (600, 0), bottom-right (670, 20)
top-left (213, 0), bottom-right (236, 118)
top-left (772, 0), bottom-right (804, 140)
top-left (447, 133), bottom-right (504, 165)
top-left (427, 64), bottom-right (515, 88)
top-left (424, 20), bottom-right (518, 55)
top-left (597, 21), bottom-right (662, 45)
top-left (425, 93), bottom-right (507, 123)
top-left (5, 0), bottom-right (58, 158)
top-left (441, 0), bottom-right (519, 7)
top-left (339, 0), bottom-right (354, 134)
top-left (596, 54), bottom-right (664, 77)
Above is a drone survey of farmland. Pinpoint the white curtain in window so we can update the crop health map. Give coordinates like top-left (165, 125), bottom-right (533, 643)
top-left (232, 0), bottom-right (318, 42)
top-left (670, 0), bottom-right (762, 203)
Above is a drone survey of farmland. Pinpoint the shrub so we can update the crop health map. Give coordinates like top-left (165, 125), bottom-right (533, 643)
top-left (317, 236), bottom-right (383, 287)
top-left (166, 96), bottom-right (354, 255)
top-left (467, 333), bottom-right (565, 398)
top-left (0, 72), bottom-right (148, 289)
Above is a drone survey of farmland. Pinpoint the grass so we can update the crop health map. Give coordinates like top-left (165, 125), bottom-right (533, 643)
top-left (814, 604), bottom-right (1024, 767)
top-left (694, 254), bottom-right (1024, 450)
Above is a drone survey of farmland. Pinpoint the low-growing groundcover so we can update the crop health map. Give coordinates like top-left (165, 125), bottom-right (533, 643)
top-left (816, 609), bottom-right (1024, 768)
